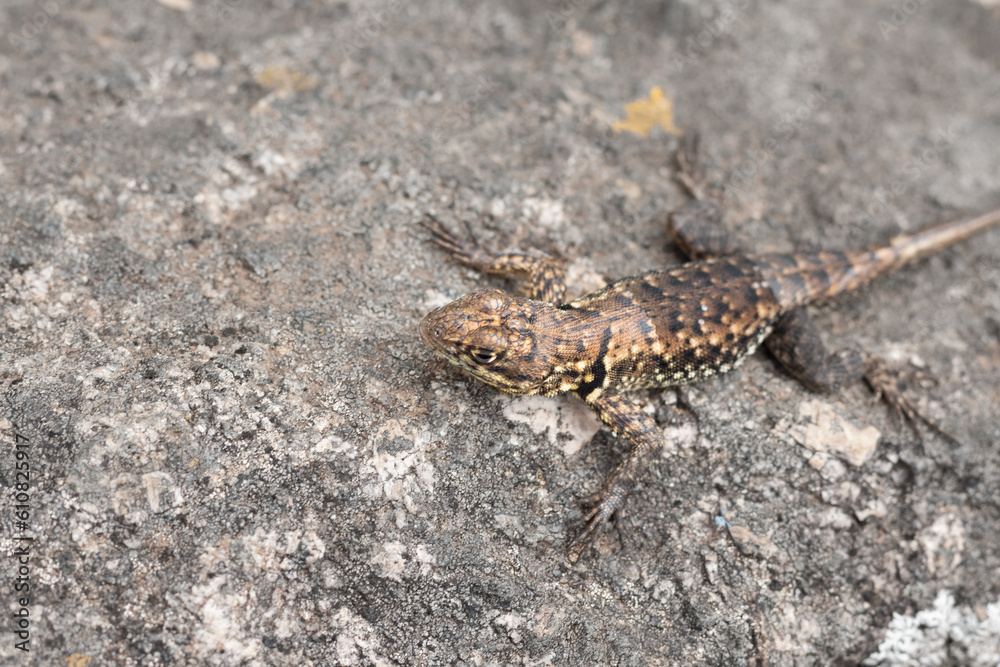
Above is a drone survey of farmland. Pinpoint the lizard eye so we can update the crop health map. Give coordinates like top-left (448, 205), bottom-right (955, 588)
top-left (470, 349), bottom-right (497, 365)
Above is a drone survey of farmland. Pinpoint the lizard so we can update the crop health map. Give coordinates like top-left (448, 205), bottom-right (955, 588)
top-left (418, 147), bottom-right (1000, 552)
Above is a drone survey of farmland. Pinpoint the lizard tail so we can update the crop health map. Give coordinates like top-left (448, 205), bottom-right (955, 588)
top-left (757, 208), bottom-right (1000, 308)
top-left (880, 207), bottom-right (1000, 266)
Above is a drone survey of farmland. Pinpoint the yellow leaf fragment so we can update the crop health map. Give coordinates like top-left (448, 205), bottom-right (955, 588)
top-left (65, 655), bottom-right (94, 667)
top-left (254, 66), bottom-right (319, 94)
top-left (612, 86), bottom-right (681, 138)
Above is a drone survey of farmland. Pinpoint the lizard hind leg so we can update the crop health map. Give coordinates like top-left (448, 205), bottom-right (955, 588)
top-left (668, 200), bottom-right (751, 259)
top-left (765, 308), bottom-right (866, 393)
top-left (668, 134), bottom-right (750, 260)
top-left (766, 308), bottom-right (958, 443)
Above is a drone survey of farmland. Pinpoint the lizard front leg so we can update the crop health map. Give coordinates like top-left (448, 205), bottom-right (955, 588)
top-left (421, 214), bottom-right (567, 305)
top-left (569, 390), bottom-right (664, 549)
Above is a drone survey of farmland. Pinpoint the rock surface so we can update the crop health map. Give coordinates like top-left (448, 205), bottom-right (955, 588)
top-left (1, 1), bottom-right (999, 665)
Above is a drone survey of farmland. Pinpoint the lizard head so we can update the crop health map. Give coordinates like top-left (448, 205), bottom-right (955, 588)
top-left (420, 288), bottom-right (566, 396)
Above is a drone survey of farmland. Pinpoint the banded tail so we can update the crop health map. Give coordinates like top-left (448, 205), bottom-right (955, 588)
top-left (755, 208), bottom-right (1000, 309)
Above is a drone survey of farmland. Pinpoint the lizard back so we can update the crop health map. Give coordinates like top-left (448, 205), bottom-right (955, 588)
top-left (565, 256), bottom-right (782, 394)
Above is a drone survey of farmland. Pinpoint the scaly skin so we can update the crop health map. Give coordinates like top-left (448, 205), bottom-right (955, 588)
top-left (419, 202), bottom-right (1000, 552)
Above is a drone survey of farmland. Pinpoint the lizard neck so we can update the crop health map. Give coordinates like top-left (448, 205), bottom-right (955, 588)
top-left (527, 305), bottom-right (606, 396)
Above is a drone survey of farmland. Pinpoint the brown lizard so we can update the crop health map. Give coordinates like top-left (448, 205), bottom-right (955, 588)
top-left (419, 152), bottom-right (1000, 551)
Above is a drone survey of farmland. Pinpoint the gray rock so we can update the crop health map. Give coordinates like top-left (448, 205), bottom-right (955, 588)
top-left (1, 1), bottom-right (999, 665)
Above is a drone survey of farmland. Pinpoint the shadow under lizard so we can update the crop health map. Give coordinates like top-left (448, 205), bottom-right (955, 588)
top-left (418, 164), bottom-right (1000, 553)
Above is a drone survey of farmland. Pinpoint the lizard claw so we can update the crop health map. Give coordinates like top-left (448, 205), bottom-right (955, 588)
top-left (420, 214), bottom-right (494, 270)
top-left (674, 132), bottom-right (706, 201)
top-left (567, 485), bottom-right (627, 553)
top-left (673, 131), bottom-right (725, 203)
top-left (420, 214), bottom-right (468, 255)
top-left (864, 355), bottom-right (961, 446)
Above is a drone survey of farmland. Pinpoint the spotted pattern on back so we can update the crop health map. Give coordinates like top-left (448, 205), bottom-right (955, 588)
top-left (565, 256), bottom-right (782, 396)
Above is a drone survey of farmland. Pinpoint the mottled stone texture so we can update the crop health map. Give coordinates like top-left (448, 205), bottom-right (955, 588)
top-left (1, 1), bottom-right (999, 665)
